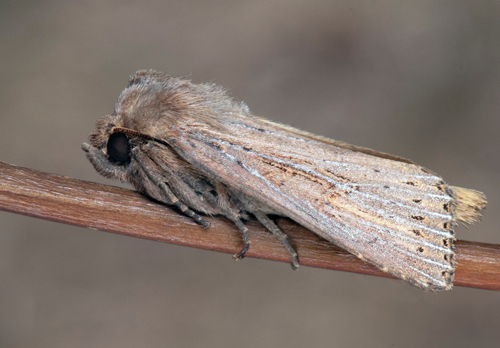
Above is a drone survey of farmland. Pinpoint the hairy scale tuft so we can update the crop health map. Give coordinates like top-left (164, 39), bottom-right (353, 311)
top-left (449, 186), bottom-right (487, 225)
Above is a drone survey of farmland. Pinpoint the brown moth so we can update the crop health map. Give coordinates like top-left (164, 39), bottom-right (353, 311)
top-left (83, 70), bottom-right (486, 291)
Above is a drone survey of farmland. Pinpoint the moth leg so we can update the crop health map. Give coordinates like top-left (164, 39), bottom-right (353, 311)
top-left (230, 218), bottom-right (251, 261)
top-left (190, 185), bottom-right (251, 260)
top-left (131, 148), bottom-right (210, 227)
top-left (172, 200), bottom-right (210, 227)
top-left (139, 147), bottom-right (250, 259)
top-left (253, 212), bottom-right (299, 270)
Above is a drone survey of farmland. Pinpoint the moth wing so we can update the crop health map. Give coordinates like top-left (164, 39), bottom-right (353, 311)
top-left (171, 121), bottom-right (459, 291)
top-left (256, 117), bottom-right (414, 164)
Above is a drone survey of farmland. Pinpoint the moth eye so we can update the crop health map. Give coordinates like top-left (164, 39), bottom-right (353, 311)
top-left (107, 132), bottom-right (130, 164)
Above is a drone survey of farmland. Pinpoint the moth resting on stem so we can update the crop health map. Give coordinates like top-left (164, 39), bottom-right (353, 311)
top-left (83, 70), bottom-right (486, 291)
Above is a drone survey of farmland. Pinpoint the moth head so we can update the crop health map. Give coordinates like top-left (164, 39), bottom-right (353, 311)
top-left (88, 114), bottom-right (120, 149)
top-left (89, 114), bottom-right (136, 162)
top-left (83, 114), bottom-right (134, 181)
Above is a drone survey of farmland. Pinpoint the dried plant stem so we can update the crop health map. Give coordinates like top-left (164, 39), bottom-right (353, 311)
top-left (1, 160), bottom-right (499, 290)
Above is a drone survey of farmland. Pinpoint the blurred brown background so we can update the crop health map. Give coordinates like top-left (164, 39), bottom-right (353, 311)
top-left (1, 1), bottom-right (499, 347)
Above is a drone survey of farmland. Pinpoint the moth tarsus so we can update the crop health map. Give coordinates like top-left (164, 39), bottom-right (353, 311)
top-left (254, 211), bottom-right (299, 269)
top-left (83, 69), bottom-right (486, 291)
top-left (229, 215), bottom-right (251, 260)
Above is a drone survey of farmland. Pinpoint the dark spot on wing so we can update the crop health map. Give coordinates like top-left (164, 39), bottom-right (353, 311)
top-left (412, 229), bottom-right (422, 236)
top-left (436, 183), bottom-right (446, 192)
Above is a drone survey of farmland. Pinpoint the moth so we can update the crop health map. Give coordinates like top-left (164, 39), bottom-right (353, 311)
top-left (83, 70), bottom-right (486, 291)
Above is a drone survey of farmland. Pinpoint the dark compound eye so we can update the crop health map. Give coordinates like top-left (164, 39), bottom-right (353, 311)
top-left (107, 132), bottom-right (130, 164)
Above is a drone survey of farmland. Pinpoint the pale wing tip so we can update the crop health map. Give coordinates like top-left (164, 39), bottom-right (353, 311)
top-left (449, 186), bottom-right (487, 225)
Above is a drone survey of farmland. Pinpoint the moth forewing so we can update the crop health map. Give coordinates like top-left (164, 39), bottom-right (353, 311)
top-left (172, 121), bottom-right (463, 290)
top-left (83, 70), bottom-right (486, 291)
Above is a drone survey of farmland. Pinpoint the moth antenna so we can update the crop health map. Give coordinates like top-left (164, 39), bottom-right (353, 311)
top-left (112, 127), bottom-right (156, 141)
top-left (449, 186), bottom-right (487, 225)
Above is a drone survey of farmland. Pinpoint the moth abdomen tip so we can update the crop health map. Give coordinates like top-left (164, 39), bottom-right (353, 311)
top-left (449, 186), bottom-right (487, 225)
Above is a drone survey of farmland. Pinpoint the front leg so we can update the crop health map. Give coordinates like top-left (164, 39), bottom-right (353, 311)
top-left (131, 147), bottom-right (210, 227)
top-left (82, 143), bottom-right (127, 180)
